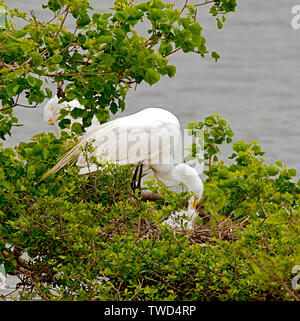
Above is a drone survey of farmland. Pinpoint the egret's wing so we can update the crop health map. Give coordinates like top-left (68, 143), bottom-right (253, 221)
top-left (76, 108), bottom-right (182, 171)
top-left (41, 108), bottom-right (182, 179)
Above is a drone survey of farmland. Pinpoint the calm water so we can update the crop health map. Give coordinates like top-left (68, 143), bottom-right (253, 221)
top-left (1, 0), bottom-right (300, 295)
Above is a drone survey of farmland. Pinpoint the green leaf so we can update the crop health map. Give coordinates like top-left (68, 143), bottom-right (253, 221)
top-left (14, 69), bottom-right (25, 77)
top-left (45, 88), bottom-right (52, 99)
top-left (144, 68), bottom-right (160, 86)
top-left (27, 165), bottom-right (36, 178)
top-left (164, 65), bottom-right (176, 78)
top-left (71, 122), bottom-right (83, 134)
top-left (211, 51), bottom-right (220, 63)
top-left (110, 102), bottom-right (118, 114)
top-left (70, 108), bottom-right (84, 119)
top-left (118, 99), bottom-right (125, 111)
top-left (14, 30), bottom-right (26, 38)
top-left (159, 42), bottom-right (172, 56)
top-left (115, 10), bottom-right (130, 23)
top-left (189, 22), bottom-right (202, 36)
top-left (92, 13), bottom-right (101, 23)
top-left (42, 148), bottom-right (50, 160)
top-left (51, 55), bottom-right (63, 64)
top-left (33, 143), bottom-right (43, 154)
top-left (217, 18), bottom-right (223, 29)
top-left (77, 13), bottom-right (91, 28)
top-left (24, 148), bottom-right (33, 156)
top-left (29, 52), bottom-right (43, 66)
top-left (6, 84), bottom-right (17, 97)
top-left (58, 118), bottom-right (71, 129)
top-left (288, 168), bottom-right (297, 177)
top-left (238, 181), bottom-right (248, 190)
top-left (66, 92), bottom-right (76, 101)
top-left (26, 75), bottom-right (37, 87)
top-left (267, 165), bottom-right (279, 176)
top-left (251, 145), bottom-right (261, 155)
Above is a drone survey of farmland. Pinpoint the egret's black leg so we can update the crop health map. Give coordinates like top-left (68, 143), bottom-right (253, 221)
top-left (137, 163), bottom-right (143, 191)
top-left (131, 162), bottom-right (143, 197)
top-left (131, 163), bottom-right (140, 193)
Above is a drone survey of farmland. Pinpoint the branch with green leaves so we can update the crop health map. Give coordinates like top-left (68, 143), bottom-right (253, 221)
top-left (0, 0), bottom-right (237, 139)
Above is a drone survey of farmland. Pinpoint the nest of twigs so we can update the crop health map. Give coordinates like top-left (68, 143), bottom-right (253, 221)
top-left (131, 216), bottom-right (249, 248)
top-left (132, 216), bottom-right (247, 245)
top-left (131, 192), bottom-right (249, 245)
top-left (188, 217), bottom-right (248, 244)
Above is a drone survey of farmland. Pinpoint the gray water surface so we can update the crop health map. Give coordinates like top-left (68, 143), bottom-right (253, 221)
top-left (1, 0), bottom-right (300, 296)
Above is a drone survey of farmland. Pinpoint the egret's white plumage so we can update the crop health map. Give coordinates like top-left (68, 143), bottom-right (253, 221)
top-left (42, 102), bottom-right (204, 230)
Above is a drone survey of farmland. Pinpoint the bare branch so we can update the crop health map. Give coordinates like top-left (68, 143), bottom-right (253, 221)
top-left (181, 0), bottom-right (190, 13)
top-left (0, 102), bottom-right (38, 112)
top-left (52, 6), bottom-right (70, 42)
top-left (163, 46), bottom-right (182, 58)
top-left (194, 0), bottom-right (215, 7)
top-left (181, 0), bottom-right (215, 13)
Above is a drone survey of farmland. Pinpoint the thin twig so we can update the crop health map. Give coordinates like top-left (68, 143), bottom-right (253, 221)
top-left (194, 0), bottom-right (215, 7)
top-left (181, 0), bottom-right (189, 13)
top-left (163, 46), bottom-right (182, 58)
top-left (52, 6), bottom-right (70, 42)
top-left (44, 70), bottom-right (114, 78)
top-left (0, 102), bottom-right (38, 112)
top-left (181, 0), bottom-right (215, 13)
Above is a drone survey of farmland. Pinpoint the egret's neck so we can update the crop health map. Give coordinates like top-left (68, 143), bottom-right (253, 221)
top-left (152, 163), bottom-right (204, 230)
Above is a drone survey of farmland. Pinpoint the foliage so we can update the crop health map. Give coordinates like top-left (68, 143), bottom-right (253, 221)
top-left (0, 116), bottom-right (299, 300)
top-left (0, 0), bottom-right (299, 302)
top-left (0, 0), bottom-right (236, 138)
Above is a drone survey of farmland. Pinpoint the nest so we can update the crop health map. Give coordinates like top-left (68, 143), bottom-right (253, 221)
top-left (140, 194), bottom-right (248, 244)
top-left (132, 214), bottom-right (248, 245)
top-left (188, 216), bottom-right (248, 244)
top-left (113, 193), bottom-right (249, 245)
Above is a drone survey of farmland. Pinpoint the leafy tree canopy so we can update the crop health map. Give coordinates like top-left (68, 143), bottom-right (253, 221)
top-left (0, 0), bottom-right (236, 139)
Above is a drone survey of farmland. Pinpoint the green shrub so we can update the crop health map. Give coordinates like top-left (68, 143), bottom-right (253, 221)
top-left (0, 0), bottom-right (299, 301)
top-left (0, 115), bottom-right (299, 301)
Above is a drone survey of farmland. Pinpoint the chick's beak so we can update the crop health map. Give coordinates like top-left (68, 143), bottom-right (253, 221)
top-left (48, 118), bottom-right (54, 125)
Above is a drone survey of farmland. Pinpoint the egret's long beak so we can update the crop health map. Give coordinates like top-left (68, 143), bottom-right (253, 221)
top-left (192, 196), bottom-right (199, 209)
top-left (48, 118), bottom-right (54, 126)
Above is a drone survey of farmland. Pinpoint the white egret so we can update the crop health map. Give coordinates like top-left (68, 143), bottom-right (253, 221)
top-left (42, 106), bottom-right (204, 230)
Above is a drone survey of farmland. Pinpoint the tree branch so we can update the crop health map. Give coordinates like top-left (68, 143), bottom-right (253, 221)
top-left (194, 0), bottom-right (215, 7)
top-left (52, 6), bottom-right (70, 42)
top-left (181, 0), bottom-right (215, 13)
top-left (181, 0), bottom-right (190, 13)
